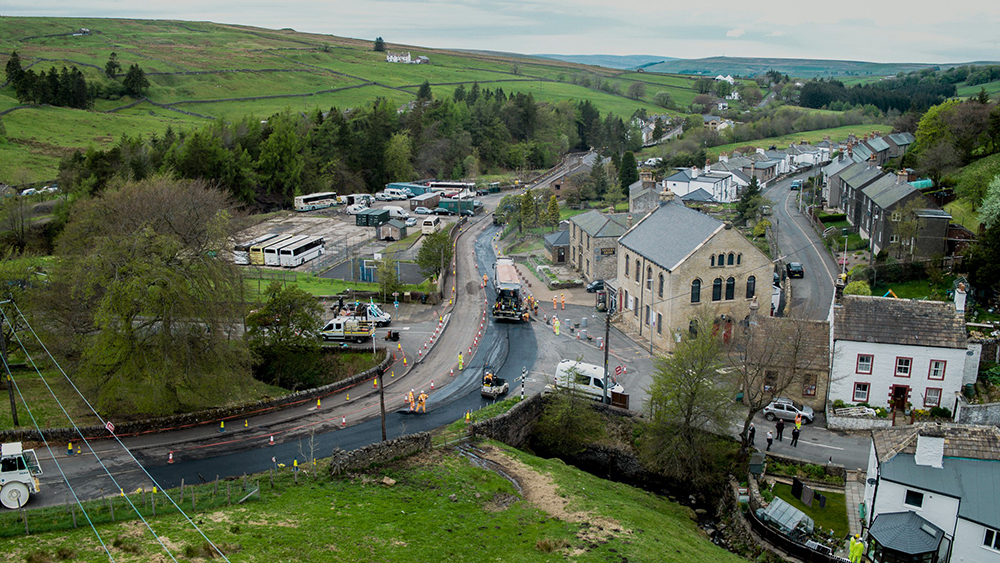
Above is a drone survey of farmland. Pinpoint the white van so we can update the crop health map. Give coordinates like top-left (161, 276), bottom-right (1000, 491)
top-left (384, 205), bottom-right (410, 219)
top-left (385, 188), bottom-right (409, 200)
top-left (421, 216), bottom-right (442, 234)
top-left (346, 203), bottom-right (368, 215)
top-left (550, 360), bottom-right (624, 401)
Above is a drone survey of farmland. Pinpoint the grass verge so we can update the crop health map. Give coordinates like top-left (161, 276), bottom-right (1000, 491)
top-left (772, 482), bottom-right (849, 539)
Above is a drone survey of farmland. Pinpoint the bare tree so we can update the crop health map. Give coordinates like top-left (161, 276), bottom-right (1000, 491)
top-left (725, 306), bottom-right (828, 456)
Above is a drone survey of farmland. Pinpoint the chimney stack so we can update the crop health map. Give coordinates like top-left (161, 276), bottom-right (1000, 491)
top-left (955, 282), bottom-right (967, 314)
top-left (659, 189), bottom-right (675, 206)
top-left (691, 166), bottom-right (699, 179)
top-left (626, 214), bottom-right (634, 230)
top-left (896, 169), bottom-right (907, 185)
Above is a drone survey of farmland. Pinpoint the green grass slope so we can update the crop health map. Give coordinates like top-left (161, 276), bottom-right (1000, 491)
top-left (0, 17), bottom-right (667, 182)
top-left (0, 442), bottom-right (746, 563)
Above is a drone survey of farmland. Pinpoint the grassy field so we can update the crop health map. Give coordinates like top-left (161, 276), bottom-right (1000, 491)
top-left (0, 16), bottom-right (666, 181)
top-left (243, 271), bottom-right (435, 298)
top-left (0, 440), bottom-right (747, 563)
top-left (956, 80), bottom-right (1000, 98)
top-left (772, 482), bottom-right (849, 538)
top-left (707, 124), bottom-right (892, 158)
top-left (944, 198), bottom-right (980, 232)
top-left (873, 275), bottom-right (955, 301)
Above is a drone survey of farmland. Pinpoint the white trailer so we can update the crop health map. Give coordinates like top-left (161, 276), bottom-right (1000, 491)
top-left (0, 442), bottom-right (42, 509)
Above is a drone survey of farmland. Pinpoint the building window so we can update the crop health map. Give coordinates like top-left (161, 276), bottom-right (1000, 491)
top-left (657, 313), bottom-right (662, 334)
top-left (725, 277), bottom-right (735, 300)
top-left (635, 260), bottom-right (640, 282)
top-left (646, 266), bottom-right (653, 289)
top-left (717, 253), bottom-right (725, 267)
top-left (857, 354), bottom-right (873, 374)
top-left (904, 489), bottom-right (924, 508)
top-left (727, 252), bottom-right (735, 266)
top-left (658, 274), bottom-right (664, 298)
top-left (928, 360), bottom-right (946, 380)
top-left (691, 279), bottom-right (701, 303)
top-left (712, 278), bottom-right (722, 301)
top-left (895, 357), bottom-right (912, 377)
top-left (586, 259), bottom-right (590, 273)
top-left (645, 305), bottom-right (650, 325)
top-left (889, 234), bottom-right (899, 244)
top-left (764, 371), bottom-right (777, 392)
top-left (853, 382), bottom-right (869, 402)
top-left (623, 290), bottom-right (629, 309)
top-left (711, 255), bottom-right (715, 267)
top-left (984, 528), bottom-right (1000, 551)
top-left (891, 212), bottom-right (901, 222)
top-left (802, 374), bottom-right (817, 397)
top-left (625, 255), bottom-right (629, 277)
top-left (924, 388), bottom-right (942, 407)
top-left (737, 253), bottom-right (742, 265)
top-left (746, 275), bottom-right (756, 299)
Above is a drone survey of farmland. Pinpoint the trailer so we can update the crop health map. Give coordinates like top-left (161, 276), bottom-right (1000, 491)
top-left (493, 258), bottom-right (527, 321)
top-left (0, 442), bottom-right (42, 509)
top-left (480, 369), bottom-right (509, 399)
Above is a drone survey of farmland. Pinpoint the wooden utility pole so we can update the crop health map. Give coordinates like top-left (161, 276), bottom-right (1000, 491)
top-left (1, 314), bottom-right (18, 427)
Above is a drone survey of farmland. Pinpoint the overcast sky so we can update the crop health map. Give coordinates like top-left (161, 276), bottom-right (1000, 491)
top-left (5, 1), bottom-right (1000, 64)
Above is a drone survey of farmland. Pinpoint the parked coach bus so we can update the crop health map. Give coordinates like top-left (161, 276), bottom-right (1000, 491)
top-left (234, 233), bottom-right (279, 265)
top-left (263, 235), bottom-right (309, 267)
top-left (294, 192), bottom-right (338, 212)
top-left (248, 234), bottom-right (295, 265)
top-left (278, 236), bottom-right (325, 268)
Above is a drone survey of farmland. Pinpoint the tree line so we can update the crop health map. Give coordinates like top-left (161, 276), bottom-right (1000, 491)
top-left (4, 51), bottom-right (150, 108)
top-left (57, 85), bottom-right (643, 209)
top-left (799, 77), bottom-right (956, 113)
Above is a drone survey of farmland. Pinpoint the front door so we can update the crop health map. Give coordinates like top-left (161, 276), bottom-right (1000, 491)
top-left (557, 247), bottom-right (565, 263)
top-left (891, 385), bottom-right (909, 411)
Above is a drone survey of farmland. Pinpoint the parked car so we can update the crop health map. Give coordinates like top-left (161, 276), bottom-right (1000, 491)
top-left (763, 398), bottom-right (814, 424)
top-left (433, 207), bottom-right (454, 216)
top-left (405, 217), bottom-right (417, 227)
top-left (414, 207), bottom-right (433, 215)
top-left (773, 272), bottom-right (781, 287)
top-left (786, 262), bottom-right (804, 278)
top-left (460, 210), bottom-right (475, 217)
top-left (374, 192), bottom-right (393, 201)
top-left (790, 180), bottom-right (803, 191)
top-left (475, 189), bottom-right (488, 196)
top-left (586, 279), bottom-right (604, 293)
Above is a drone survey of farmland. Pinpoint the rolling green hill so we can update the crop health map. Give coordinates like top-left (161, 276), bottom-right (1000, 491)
top-left (642, 56), bottom-right (960, 79)
top-left (0, 17), bottom-right (675, 183)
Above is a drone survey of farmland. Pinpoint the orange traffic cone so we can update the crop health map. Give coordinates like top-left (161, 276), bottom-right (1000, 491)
top-left (431, 380), bottom-right (435, 390)
top-left (317, 398), bottom-right (321, 409)
top-left (268, 435), bottom-right (274, 446)
top-left (341, 415), bottom-right (346, 427)
top-left (373, 377), bottom-right (378, 389)
top-left (168, 452), bottom-right (174, 464)
top-left (403, 357), bottom-right (408, 366)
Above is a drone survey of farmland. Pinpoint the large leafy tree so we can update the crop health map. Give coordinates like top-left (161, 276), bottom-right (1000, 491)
top-left (104, 52), bottom-right (121, 79)
top-left (640, 311), bottom-right (734, 488)
top-left (373, 37), bottom-right (385, 52)
top-left (416, 231), bottom-right (453, 279)
top-left (246, 281), bottom-right (322, 389)
top-left (45, 176), bottom-right (253, 417)
top-left (122, 63), bottom-right (149, 96)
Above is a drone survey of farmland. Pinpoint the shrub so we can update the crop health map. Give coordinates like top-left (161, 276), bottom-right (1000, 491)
top-left (832, 399), bottom-right (846, 409)
top-left (535, 538), bottom-right (570, 553)
top-left (930, 406), bottom-right (952, 418)
top-left (844, 280), bottom-right (872, 296)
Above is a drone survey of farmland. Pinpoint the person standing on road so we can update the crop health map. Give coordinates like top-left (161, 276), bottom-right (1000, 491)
top-left (748, 423), bottom-right (756, 446)
top-left (766, 431), bottom-right (774, 451)
top-left (560, 293), bottom-right (565, 309)
top-left (552, 296), bottom-right (557, 310)
top-left (795, 413), bottom-right (803, 430)
top-left (775, 419), bottom-right (785, 442)
top-left (417, 391), bottom-right (428, 413)
top-left (407, 389), bottom-right (415, 412)
top-left (791, 427), bottom-right (800, 447)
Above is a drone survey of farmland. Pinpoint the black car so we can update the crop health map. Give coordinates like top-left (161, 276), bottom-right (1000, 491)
top-left (433, 207), bottom-right (454, 216)
top-left (586, 279), bottom-right (604, 293)
top-left (460, 210), bottom-right (475, 217)
top-left (786, 262), bottom-right (804, 278)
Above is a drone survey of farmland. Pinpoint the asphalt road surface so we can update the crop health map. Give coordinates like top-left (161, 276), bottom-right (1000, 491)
top-left (764, 171), bottom-right (839, 321)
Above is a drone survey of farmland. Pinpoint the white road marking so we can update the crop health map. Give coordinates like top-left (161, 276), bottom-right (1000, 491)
top-left (803, 441), bottom-right (844, 451)
top-left (782, 190), bottom-right (836, 286)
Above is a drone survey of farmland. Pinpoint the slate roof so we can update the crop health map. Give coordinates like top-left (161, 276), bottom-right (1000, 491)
top-left (865, 137), bottom-right (891, 153)
top-left (834, 295), bottom-right (966, 348)
top-left (840, 164), bottom-right (883, 190)
top-left (916, 209), bottom-right (951, 219)
top-left (869, 512), bottom-right (944, 554)
top-left (823, 156), bottom-right (855, 178)
top-left (866, 179), bottom-right (921, 209)
top-left (629, 179), bottom-right (658, 198)
top-left (680, 188), bottom-right (715, 202)
top-left (384, 219), bottom-right (406, 229)
top-left (729, 169), bottom-right (751, 184)
top-left (618, 199), bottom-right (725, 272)
top-left (873, 424), bottom-right (1000, 528)
top-left (888, 132), bottom-right (915, 146)
top-left (570, 210), bottom-right (629, 238)
top-left (543, 230), bottom-right (569, 248)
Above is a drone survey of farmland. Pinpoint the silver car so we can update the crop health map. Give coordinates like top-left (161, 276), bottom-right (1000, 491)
top-left (763, 398), bottom-right (814, 424)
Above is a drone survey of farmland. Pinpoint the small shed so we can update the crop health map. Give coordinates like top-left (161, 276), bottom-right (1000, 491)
top-left (410, 192), bottom-right (441, 210)
top-left (378, 219), bottom-right (407, 241)
top-left (543, 229), bottom-right (569, 263)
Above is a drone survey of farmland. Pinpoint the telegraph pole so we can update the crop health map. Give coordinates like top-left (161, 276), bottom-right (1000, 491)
top-left (602, 311), bottom-right (611, 405)
top-left (1, 314), bottom-right (18, 427)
